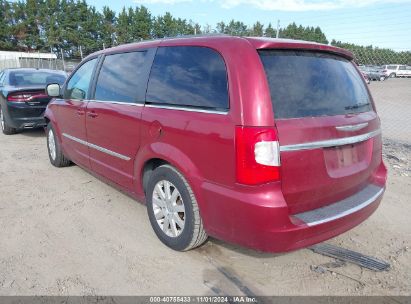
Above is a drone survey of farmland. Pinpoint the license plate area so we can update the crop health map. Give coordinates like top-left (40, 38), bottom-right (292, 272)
top-left (324, 141), bottom-right (372, 178)
top-left (335, 144), bottom-right (359, 168)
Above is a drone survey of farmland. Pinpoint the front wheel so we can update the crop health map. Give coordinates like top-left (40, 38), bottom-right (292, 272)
top-left (47, 123), bottom-right (71, 167)
top-left (146, 164), bottom-right (208, 251)
top-left (389, 73), bottom-right (396, 78)
top-left (1, 106), bottom-right (17, 135)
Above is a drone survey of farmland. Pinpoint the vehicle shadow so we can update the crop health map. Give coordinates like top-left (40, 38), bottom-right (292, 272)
top-left (200, 238), bottom-right (287, 259)
top-left (18, 128), bottom-right (46, 138)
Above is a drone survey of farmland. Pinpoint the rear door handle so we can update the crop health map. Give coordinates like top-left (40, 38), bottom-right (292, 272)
top-left (87, 111), bottom-right (98, 118)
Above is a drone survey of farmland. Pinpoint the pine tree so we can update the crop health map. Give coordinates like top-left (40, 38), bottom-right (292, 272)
top-left (216, 22), bottom-right (226, 34)
top-left (162, 12), bottom-right (178, 37)
top-left (0, 0), bottom-right (14, 50)
top-left (152, 15), bottom-right (164, 38)
top-left (251, 21), bottom-right (264, 37)
top-left (223, 20), bottom-right (248, 36)
top-left (117, 7), bottom-right (132, 44)
top-left (101, 6), bottom-right (116, 48)
top-left (264, 23), bottom-right (276, 38)
top-left (132, 6), bottom-right (152, 41)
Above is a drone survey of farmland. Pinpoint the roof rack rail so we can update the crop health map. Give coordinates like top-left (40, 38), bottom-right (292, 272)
top-left (162, 33), bottom-right (230, 39)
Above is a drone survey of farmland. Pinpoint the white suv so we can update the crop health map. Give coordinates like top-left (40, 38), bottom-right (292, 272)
top-left (382, 64), bottom-right (409, 78)
top-left (397, 65), bottom-right (411, 77)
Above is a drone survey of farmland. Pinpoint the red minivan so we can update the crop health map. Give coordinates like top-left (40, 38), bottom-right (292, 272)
top-left (45, 36), bottom-right (387, 252)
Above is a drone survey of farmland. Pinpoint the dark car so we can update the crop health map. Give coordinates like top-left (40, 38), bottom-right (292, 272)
top-left (359, 66), bottom-right (386, 81)
top-left (44, 36), bottom-right (386, 252)
top-left (360, 71), bottom-right (370, 84)
top-left (0, 68), bottom-right (67, 135)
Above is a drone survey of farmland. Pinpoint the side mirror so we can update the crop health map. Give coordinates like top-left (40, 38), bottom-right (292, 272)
top-left (46, 83), bottom-right (61, 97)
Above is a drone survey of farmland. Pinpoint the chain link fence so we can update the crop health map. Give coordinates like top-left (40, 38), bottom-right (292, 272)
top-left (353, 52), bottom-right (411, 143)
top-left (0, 57), bottom-right (63, 71)
top-left (0, 55), bottom-right (80, 73)
top-left (347, 50), bottom-right (411, 178)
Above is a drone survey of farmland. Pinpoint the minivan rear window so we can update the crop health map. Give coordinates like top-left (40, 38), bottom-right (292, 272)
top-left (259, 50), bottom-right (372, 119)
top-left (146, 46), bottom-right (229, 110)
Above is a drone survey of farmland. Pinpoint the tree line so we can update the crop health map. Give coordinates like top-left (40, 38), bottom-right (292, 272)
top-left (0, 0), bottom-right (409, 64)
top-left (330, 40), bottom-right (410, 65)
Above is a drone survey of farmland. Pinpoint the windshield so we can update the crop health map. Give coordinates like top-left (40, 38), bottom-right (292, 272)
top-left (259, 50), bottom-right (372, 119)
top-left (8, 70), bottom-right (66, 87)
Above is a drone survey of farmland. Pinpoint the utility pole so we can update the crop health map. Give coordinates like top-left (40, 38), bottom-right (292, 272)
top-left (61, 49), bottom-right (66, 72)
top-left (276, 19), bottom-right (280, 38)
top-left (111, 33), bottom-right (115, 46)
top-left (79, 45), bottom-right (83, 60)
top-left (50, 47), bottom-right (53, 69)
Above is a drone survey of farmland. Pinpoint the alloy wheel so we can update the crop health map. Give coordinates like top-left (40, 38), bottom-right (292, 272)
top-left (48, 129), bottom-right (57, 161)
top-left (152, 180), bottom-right (186, 238)
top-left (0, 108), bottom-right (4, 131)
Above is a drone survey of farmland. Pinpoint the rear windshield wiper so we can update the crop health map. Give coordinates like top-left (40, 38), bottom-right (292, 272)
top-left (345, 102), bottom-right (370, 110)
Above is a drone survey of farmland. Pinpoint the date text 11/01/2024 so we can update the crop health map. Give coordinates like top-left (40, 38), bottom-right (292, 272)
top-left (149, 296), bottom-right (258, 303)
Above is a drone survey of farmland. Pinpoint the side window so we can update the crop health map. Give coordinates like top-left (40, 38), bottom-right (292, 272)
top-left (146, 46), bottom-right (229, 110)
top-left (64, 58), bottom-right (97, 100)
top-left (94, 51), bottom-right (148, 103)
top-left (399, 66), bottom-right (406, 70)
top-left (0, 72), bottom-right (4, 85)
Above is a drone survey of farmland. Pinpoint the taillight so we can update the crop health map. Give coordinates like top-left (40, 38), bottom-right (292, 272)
top-left (235, 126), bottom-right (281, 185)
top-left (7, 93), bottom-right (34, 103)
top-left (7, 92), bottom-right (47, 103)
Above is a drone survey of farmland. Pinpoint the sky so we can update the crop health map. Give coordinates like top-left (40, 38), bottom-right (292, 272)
top-left (82, 0), bottom-right (411, 50)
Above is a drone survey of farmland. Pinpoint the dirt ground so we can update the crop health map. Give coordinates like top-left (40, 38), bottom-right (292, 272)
top-left (0, 79), bottom-right (410, 296)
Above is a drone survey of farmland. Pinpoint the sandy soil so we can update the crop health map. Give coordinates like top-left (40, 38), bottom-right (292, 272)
top-left (0, 79), bottom-right (410, 296)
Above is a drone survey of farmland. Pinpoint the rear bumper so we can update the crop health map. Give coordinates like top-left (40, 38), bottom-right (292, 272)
top-left (198, 164), bottom-right (386, 253)
top-left (293, 184), bottom-right (383, 226)
top-left (3, 103), bottom-right (47, 129)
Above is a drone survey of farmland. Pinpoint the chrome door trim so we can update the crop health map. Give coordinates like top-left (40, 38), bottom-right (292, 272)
top-left (335, 122), bottom-right (369, 132)
top-left (62, 133), bottom-right (131, 161)
top-left (145, 104), bottom-right (229, 115)
top-left (88, 100), bottom-right (145, 106)
top-left (280, 129), bottom-right (381, 152)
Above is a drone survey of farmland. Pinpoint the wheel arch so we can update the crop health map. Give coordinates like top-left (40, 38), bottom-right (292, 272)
top-left (141, 158), bottom-right (168, 195)
top-left (44, 108), bottom-right (65, 153)
top-left (135, 143), bottom-right (203, 200)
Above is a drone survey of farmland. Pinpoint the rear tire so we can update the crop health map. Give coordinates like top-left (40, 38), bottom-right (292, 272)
top-left (146, 164), bottom-right (208, 251)
top-left (47, 123), bottom-right (71, 167)
top-left (1, 106), bottom-right (17, 135)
